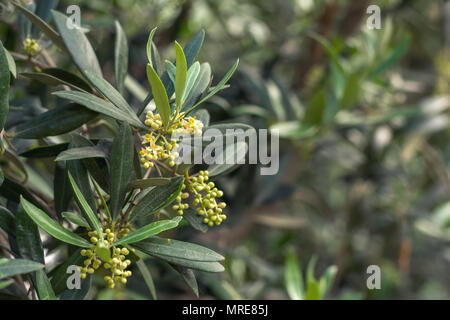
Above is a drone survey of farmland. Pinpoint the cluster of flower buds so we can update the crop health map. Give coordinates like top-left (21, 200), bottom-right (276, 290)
top-left (173, 170), bottom-right (227, 227)
top-left (173, 115), bottom-right (204, 136)
top-left (139, 111), bottom-right (204, 169)
top-left (23, 38), bottom-right (40, 57)
top-left (79, 226), bottom-right (133, 289)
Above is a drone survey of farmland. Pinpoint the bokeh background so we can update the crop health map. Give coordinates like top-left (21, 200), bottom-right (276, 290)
top-left (1, 0), bottom-right (449, 299)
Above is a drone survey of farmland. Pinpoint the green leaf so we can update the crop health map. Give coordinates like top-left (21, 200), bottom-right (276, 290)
top-left (67, 172), bottom-right (103, 240)
top-left (305, 280), bottom-right (321, 300)
top-left (284, 249), bottom-right (304, 300)
top-left (136, 259), bottom-right (157, 300)
top-left (0, 206), bottom-right (15, 236)
top-left (133, 238), bottom-right (225, 272)
top-left (110, 122), bottom-right (134, 220)
top-left (52, 10), bottom-right (102, 77)
top-left (128, 177), bottom-right (171, 190)
top-left (134, 237), bottom-right (224, 262)
top-left (182, 208), bottom-right (209, 233)
top-left (13, 103), bottom-right (97, 139)
top-left (182, 62), bottom-right (200, 103)
top-left (83, 70), bottom-right (137, 119)
top-left (146, 27), bottom-right (158, 67)
top-left (183, 63), bottom-right (211, 111)
top-left (183, 30), bottom-right (205, 67)
top-left (13, 3), bottom-right (66, 50)
top-left (20, 69), bottom-right (92, 93)
top-left (114, 216), bottom-right (182, 245)
top-left (4, 49), bottom-right (16, 79)
top-left (16, 204), bottom-right (45, 264)
top-left (20, 196), bottom-right (93, 248)
top-left (175, 41), bottom-right (187, 111)
top-left (54, 162), bottom-right (72, 217)
top-left (171, 265), bottom-right (198, 297)
top-left (129, 176), bottom-right (184, 222)
top-left (35, 270), bottom-right (56, 300)
top-left (187, 59), bottom-right (239, 113)
top-left (0, 40), bottom-right (10, 132)
top-left (165, 60), bottom-right (176, 85)
top-left (114, 21), bottom-right (128, 94)
top-left (62, 211), bottom-right (89, 228)
top-left (340, 72), bottom-right (360, 109)
top-left (146, 64), bottom-right (171, 127)
top-left (55, 146), bottom-right (107, 162)
top-left (53, 91), bottom-right (144, 129)
top-left (0, 258), bottom-right (44, 280)
top-left (319, 265), bottom-right (337, 299)
top-left (368, 36), bottom-right (410, 79)
top-left (20, 143), bottom-right (69, 158)
top-left (95, 242), bottom-right (111, 262)
top-left (66, 150), bottom-right (97, 217)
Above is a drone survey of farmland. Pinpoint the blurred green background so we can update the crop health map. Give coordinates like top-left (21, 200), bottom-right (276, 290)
top-left (1, 0), bottom-right (449, 299)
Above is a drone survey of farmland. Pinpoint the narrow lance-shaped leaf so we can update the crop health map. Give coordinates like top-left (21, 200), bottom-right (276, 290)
top-left (114, 21), bottom-right (128, 94)
top-left (110, 122), bottom-right (134, 220)
top-left (165, 60), bottom-right (176, 85)
top-left (19, 196), bottom-right (93, 248)
top-left (114, 216), bottom-right (182, 245)
top-left (0, 40), bottom-right (10, 131)
top-left (5, 49), bottom-right (16, 79)
top-left (62, 211), bottom-right (89, 228)
top-left (146, 27), bottom-right (157, 67)
top-left (13, 103), bottom-right (97, 139)
top-left (16, 204), bottom-right (45, 264)
top-left (182, 61), bottom-right (200, 103)
top-left (83, 70), bottom-right (137, 119)
top-left (284, 249), bottom-right (304, 300)
top-left (53, 90), bottom-right (145, 129)
top-left (68, 173), bottom-right (110, 261)
top-left (52, 10), bottom-right (102, 77)
top-left (136, 259), bottom-right (157, 300)
top-left (175, 41), bottom-right (187, 111)
top-left (20, 70), bottom-right (91, 93)
top-left (54, 162), bottom-right (72, 217)
top-left (133, 237), bottom-right (224, 262)
top-left (171, 265), bottom-right (199, 297)
top-left (133, 240), bottom-right (225, 273)
top-left (67, 172), bottom-right (102, 239)
top-left (35, 270), bottom-right (56, 300)
top-left (0, 258), bottom-right (44, 280)
top-left (128, 178), bottom-right (171, 190)
top-left (146, 64), bottom-right (171, 127)
top-left (55, 146), bottom-right (107, 162)
top-left (129, 176), bottom-right (184, 222)
top-left (186, 59), bottom-right (239, 114)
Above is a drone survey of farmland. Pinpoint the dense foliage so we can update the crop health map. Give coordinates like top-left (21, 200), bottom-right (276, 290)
top-left (0, 0), bottom-right (449, 300)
